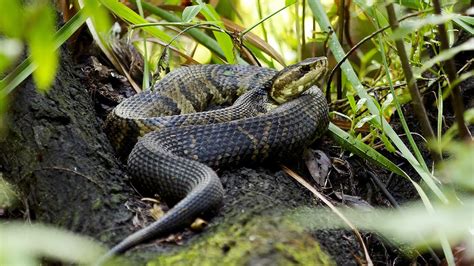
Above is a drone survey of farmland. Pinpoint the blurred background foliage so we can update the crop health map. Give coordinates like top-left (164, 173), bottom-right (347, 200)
top-left (0, 0), bottom-right (473, 265)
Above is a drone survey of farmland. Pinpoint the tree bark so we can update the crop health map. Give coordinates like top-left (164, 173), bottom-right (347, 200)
top-left (0, 48), bottom-right (134, 246)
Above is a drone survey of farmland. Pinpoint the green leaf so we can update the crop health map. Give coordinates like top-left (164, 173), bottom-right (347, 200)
top-left (196, 0), bottom-right (235, 63)
top-left (285, 0), bottom-right (297, 5)
top-left (379, 131), bottom-right (396, 153)
top-left (134, 1), bottom-right (241, 63)
top-left (437, 142), bottom-right (474, 190)
top-left (182, 5), bottom-right (202, 22)
top-left (26, 3), bottom-right (58, 91)
top-left (0, 0), bottom-right (23, 38)
top-left (354, 114), bottom-right (376, 129)
top-left (453, 16), bottom-right (474, 35)
top-left (98, 0), bottom-right (175, 45)
top-left (414, 38), bottom-right (474, 77)
top-left (0, 174), bottom-right (19, 209)
top-left (392, 13), bottom-right (461, 40)
top-left (0, 9), bottom-right (88, 97)
top-left (396, 0), bottom-right (429, 9)
top-left (308, 0), bottom-right (447, 203)
top-left (328, 123), bottom-right (408, 178)
top-left (83, 0), bottom-right (112, 36)
top-left (347, 93), bottom-right (356, 112)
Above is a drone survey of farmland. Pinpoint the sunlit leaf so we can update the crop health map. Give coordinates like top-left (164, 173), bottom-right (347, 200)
top-left (182, 5), bottom-right (202, 22)
top-left (26, 3), bottom-right (58, 91)
top-left (392, 13), bottom-right (461, 40)
top-left (98, 0), bottom-right (175, 44)
top-left (453, 16), bottom-right (474, 35)
top-left (396, 0), bottom-right (429, 9)
top-left (354, 114), bottom-right (376, 129)
top-left (0, 0), bottom-right (23, 38)
top-left (347, 93), bottom-right (356, 112)
top-left (196, 0), bottom-right (235, 63)
top-left (0, 9), bottom-right (88, 98)
top-left (83, 0), bottom-right (112, 36)
top-left (136, 1), bottom-right (237, 62)
top-left (0, 174), bottom-right (19, 208)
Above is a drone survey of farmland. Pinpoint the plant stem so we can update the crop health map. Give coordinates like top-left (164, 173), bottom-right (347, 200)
top-left (336, 0), bottom-right (344, 100)
top-left (385, 3), bottom-right (442, 163)
top-left (432, 0), bottom-right (471, 140)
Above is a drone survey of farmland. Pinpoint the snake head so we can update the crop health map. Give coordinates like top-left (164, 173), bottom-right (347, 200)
top-left (270, 57), bottom-right (327, 104)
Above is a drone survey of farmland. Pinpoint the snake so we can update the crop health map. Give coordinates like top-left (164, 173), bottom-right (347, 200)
top-left (101, 57), bottom-right (329, 261)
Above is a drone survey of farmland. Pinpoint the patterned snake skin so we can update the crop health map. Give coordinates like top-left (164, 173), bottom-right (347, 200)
top-left (101, 58), bottom-right (329, 260)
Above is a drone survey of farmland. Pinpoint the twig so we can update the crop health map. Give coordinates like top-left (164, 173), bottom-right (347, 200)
top-left (385, 3), bottom-right (441, 163)
top-left (432, 0), bottom-right (471, 140)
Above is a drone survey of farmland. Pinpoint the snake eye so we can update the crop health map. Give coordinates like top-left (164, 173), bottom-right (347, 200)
top-left (301, 64), bottom-right (311, 72)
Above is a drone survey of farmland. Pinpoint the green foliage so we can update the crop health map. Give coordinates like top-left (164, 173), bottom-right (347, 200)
top-left (0, 0), bottom-right (57, 90)
top-left (435, 141), bottom-right (474, 191)
top-left (182, 5), bottom-right (202, 22)
top-left (328, 123), bottom-right (406, 177)
top-left (0, 222), bottom-right (108, 265)
top-left (195, 0), bottom-right (235, 63)
top-left (291, 142), bottom-right (474, 253)
top-left (292, 198), bottom-right (473, 252)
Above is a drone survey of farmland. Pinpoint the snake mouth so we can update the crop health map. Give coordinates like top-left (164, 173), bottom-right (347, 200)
top-left (270, 57), bottom-right (328, 104)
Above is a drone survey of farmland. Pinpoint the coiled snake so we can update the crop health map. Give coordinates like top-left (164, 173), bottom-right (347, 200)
top-left (101, 57), bottom-right (329, 260)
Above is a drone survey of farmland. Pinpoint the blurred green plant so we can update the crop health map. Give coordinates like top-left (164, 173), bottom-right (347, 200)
top-left (290, 140), bottom-right (474, 260)
top-left (0, 222), bottom-right (109, 265)
top-left (0, 0), bottom-right (57, 90)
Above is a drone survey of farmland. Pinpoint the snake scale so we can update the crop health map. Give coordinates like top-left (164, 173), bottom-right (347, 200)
top-left (101, 57), bottom-right (329, 261)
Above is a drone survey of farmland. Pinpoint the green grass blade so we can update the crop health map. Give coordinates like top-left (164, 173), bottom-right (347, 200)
top-left (98, 0), bottom-right (175, 45)
top-left (136, 0), bottom-right (150, 89)
top-left (415, 38), bottom-right (474, 77)
top-left (371, 9), bottom-right (429, 177)
top-left (307, 0), bottom-right (447, 203)
top-left (196, 0), bottom-right (235, 63)
top-left (454, 16), bottom-right (474, 35)
top-left (328, 123), bottom-right (408, 178)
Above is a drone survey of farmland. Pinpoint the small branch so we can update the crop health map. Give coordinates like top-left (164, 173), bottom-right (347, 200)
top-left (385, 3), bottom-right (442, 163)
top-left (432, 0), bottom-right (471, 140)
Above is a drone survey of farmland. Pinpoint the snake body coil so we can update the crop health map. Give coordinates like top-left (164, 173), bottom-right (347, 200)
top-left (102, 58), bottom-right (329, 259)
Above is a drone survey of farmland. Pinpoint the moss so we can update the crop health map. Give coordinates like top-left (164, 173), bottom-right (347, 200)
top-left (149, 215), bottom-right (333, 266)
top-left (92, 198), bottom-right (102, 210)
